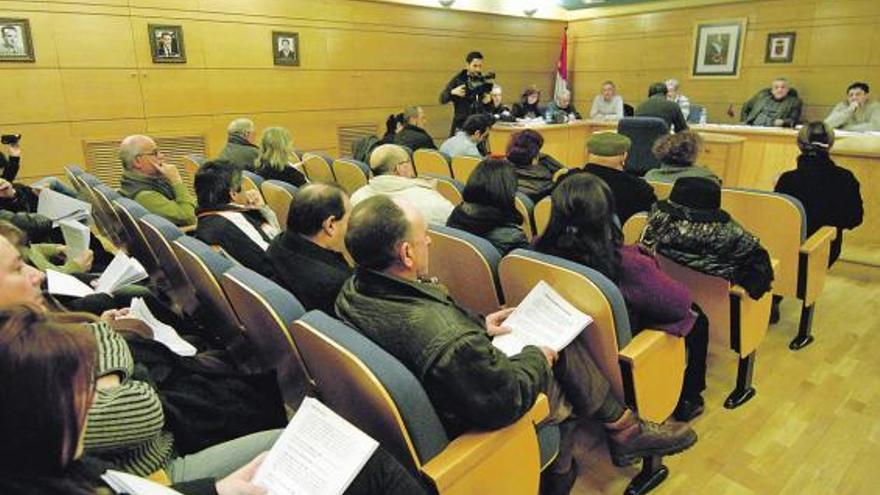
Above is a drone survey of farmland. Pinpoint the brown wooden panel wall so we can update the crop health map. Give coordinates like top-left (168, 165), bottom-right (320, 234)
top-left (0, 0), bottom-right (565, 181)
top-left (568, 0), bottom-right (880, 127)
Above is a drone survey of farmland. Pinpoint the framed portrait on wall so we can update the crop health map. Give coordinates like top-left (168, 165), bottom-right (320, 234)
top-left (273, 31), bottom-right (299, 66)
top-left (0, 18), bottom-right (35, 62)
top-left (765, 32), bottom-right (796, 63)
top-left (149, 24), bottom-right (186, 64)
top-left (691, 19), bottom-right (746, 78)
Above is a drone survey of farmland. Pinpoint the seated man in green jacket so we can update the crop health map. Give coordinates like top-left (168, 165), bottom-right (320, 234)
top-left (118, 134), bottom-right (196, 227)
top-left (741, 77), bottom-right (803, 128)
top-left (335, 195), bottom-right (697, 494)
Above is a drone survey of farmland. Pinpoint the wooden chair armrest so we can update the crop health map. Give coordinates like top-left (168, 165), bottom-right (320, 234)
top-left (798, 226), bottom-right (835, 304)
top-left (728, 284), bottom-right (772, 356)
top-left (421, 395), bottom-right (547, 494)
top-left (618, 330), bottom-right (685, 423)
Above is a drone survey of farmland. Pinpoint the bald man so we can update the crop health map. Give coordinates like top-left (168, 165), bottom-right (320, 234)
top-left (118, 135), bottom-right (196, 226)
top-left (349, 144), bottom-right (453, 225)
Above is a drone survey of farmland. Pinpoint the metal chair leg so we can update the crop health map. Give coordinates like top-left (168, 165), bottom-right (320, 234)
top-left (624, 455), bottom-right (668, 495)
top-left (790, 303), bottom-right (815, 350)
top-left (725, 352), bottom-right (757, 409)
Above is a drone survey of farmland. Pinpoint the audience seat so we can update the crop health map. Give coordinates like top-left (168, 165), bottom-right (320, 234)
top-left (450, 155), bottom-right (481, 184)
top-left (260, 180), bottom-right (298, 230)
top-left (719, 188), bottom-right (835, 350)
top-left (112, 197), bottom-right (163, 280)
top-left (515, 193), bottom-right (536, 240)
top-left (171, 236), bottom-right (248, 353)
top-left (182, 155), bottom-right (202, 189)
top-left (533, 196), bottom-right (552, 238)
top-left (618, 117), bottom-right (669, 176)
top-left (90, 184), bottom-right (126, 248)
top-left (656, 254), bottom-right (773, 409)
top-left (647, 180), bottom-right (673, 199)
top-left (427, 225), bottom-right (502, 318)
top-left (290, 310), bottom-right (557, 495)
top-left (220, 265), bottom-right (309, 408)
top-left (421, 174), bottom-right (464, 206)
top-left (302, 152), bottom-right (336, 183)
top-left (241, 170), bottom-right (264, 195)
top-left (138, 214), bottom-right (199, 317)
top-left (332, 158), bottom-right (371, 195)
top-left (64, 165), bottom-right (86, 196)
top-left (414, 149), bottom-right (453, 178)
top-left (499, 249), bottom-right (686, 494)
top-left (622, 212), bottom-right (648, 245)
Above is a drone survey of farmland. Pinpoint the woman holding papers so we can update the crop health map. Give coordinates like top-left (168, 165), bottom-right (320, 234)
top-left (535, 173), bottom-right (709, 422)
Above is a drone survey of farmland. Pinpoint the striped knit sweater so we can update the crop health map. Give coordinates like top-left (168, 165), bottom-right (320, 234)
top-left (83, 321), bottom-right (175, 476)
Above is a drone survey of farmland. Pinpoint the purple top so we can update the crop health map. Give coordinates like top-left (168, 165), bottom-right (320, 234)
top-left (617, 245), bottom-right (696, 337)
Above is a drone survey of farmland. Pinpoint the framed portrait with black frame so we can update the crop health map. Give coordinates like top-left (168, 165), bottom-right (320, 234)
top-left (0, 18), bottom-right (35, 62)
top-left (273, 31), bottom-right (299, 67)
top-left (765, 32), bottom-right (796, 64)
top-left (150, 24), bottom-right (186, 64)
top-left (691, 19), bottom-right (746, 78)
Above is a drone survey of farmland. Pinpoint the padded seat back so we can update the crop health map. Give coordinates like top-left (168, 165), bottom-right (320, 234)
top-left (720, 188), bottom-right (805, 298)
top-left (450, 155), bottom-right (481, 183)
top-left (646, 180), bottom-right (673, 199)
top-left (533, 196), bottom-right (551, 238)
top-left (422, 174), bottom-right (464, 206)
top-left (221, 266), bottom-right (308, 407)
top-left (428, 225), bottom-right (502, 317)
top-left (618, 117), bottom-right (669, 175)
top-left (414, 149), bottom-right (453, 178)
top-left (290, 311), bottom-right (449, 471)
top-left (138, 214), bottom-right (198, 315)
top-left (499, 249), bottom-right (633, 403)
top-left (112, 198), bottom-right (161, 276)
top-left (91, 184), bottom-right (125, 246)
top-left (515, 193), bottom-right (536, 240)
top-left (241, 170), bottom-right (264, 195)
top-left (172, 236), bottom-right (244, 347)
top-left (260, 180), bottom-right (298, 229)
top-left (333, 158), bottom-right (371, 195)
top-left (302, 153), bottom-right (336, 183)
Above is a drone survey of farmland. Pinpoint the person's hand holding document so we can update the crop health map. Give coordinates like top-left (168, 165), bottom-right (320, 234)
top-left (36, 188), bottom-right (91, 226)
top-left (491, 281), bottom-right (593, 358)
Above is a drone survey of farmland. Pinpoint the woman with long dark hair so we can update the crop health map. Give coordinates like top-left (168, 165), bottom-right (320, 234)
top-left (775, 121), bottom-right (863, 265)
top-left (446, 157), bottom-right (528, 255)
top-left (505, 129), bottom-right (564, 202)
top-left (534, 173), bottom-right (709, 421)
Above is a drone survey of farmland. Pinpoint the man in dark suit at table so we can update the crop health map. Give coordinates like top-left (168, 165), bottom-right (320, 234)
top-left (635, 82), bottom-right (689, 133)
top-left (277, 38), bottom-right (296, 61)
top-left (155, 31), bottom-right (179, 58)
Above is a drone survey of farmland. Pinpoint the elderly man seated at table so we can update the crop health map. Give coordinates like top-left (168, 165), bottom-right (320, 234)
top-left (741, 77), bottom-right (803, 128)
top-left (824, 82), bottom-right (880, 132)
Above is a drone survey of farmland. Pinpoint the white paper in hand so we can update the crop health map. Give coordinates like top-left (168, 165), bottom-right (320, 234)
top-left (36, 188), bottom-right (91, 226)
top-left (253, 397), bottom-right (379, 495)
top-left (124, 297), bottom-right (197, 356)
top-left (58, 218), bottom-right (91, 258)
top-left (46, 269), bottom-right (95, 297)
top-left (102, 469), bottom-right (184, 495)
top-left (94, 251), bottom-right (148, 294)
top-left (492, 280), bottom-right (593, 357)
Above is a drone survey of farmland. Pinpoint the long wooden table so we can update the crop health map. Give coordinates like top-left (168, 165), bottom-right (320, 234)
top-left (489, 120), bottom-right (880, 266)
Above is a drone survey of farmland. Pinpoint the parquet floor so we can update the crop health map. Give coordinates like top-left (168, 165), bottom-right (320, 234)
top-left (572, 261), bottom-right (880, 495)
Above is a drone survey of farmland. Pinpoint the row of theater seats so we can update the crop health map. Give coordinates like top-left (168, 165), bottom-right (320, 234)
top-left (63, 164), bottom-right (688, 495)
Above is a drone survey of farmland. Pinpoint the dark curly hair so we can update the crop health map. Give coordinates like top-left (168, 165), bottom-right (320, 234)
top-left (505, 129), bottom-right (544, 168)
top-left (652, 130), bottom-right (703, 166)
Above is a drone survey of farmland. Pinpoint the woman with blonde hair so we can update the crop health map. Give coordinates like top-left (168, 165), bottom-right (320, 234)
top-left (255, 126), bottom-right (307, 187)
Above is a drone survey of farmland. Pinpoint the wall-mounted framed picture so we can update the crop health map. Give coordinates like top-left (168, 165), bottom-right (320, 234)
top-left (765, 32), bottom-right (796, 64)
top-left (273, 31), bottom-right (299, 66)
top-left (149, 24), bottom-right (186, 64)
top-left (0, 18), bottom-right (35, 62)
top-left (691, 19), bottom-right (746, 78)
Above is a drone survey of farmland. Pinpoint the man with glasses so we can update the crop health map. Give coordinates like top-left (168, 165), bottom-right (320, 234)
top-left (349, 144), bottom-right (453, 225)
top-left (118, 134), bottom-right (196, 226)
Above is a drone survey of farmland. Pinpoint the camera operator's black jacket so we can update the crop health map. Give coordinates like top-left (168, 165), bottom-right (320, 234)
top-left (394, 124), bottom-right (437, 152)
top-left (440, 70), bottom-right (477, 137)
top-left (1, 154), bottom-right (20, 181)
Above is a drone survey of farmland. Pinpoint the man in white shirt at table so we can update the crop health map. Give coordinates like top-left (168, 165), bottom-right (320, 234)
top-left (825, 82), bottom-right (880, 132)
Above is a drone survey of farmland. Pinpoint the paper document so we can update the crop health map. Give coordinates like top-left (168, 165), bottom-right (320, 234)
top-left (123, 297), bottom-right (197, 356)
top-left (36, 188), bottom-right (91, 226)
top-left (102, 469), bottom-right (184, 495)
top-left (94, 251), bottom-right (147, 294)
top-left (253, 397), bottom-right (379, 495)
top-left (46, 269), bottom-right (96, 298)
top-left (58, 218), bottom-right (91, 257)
top-left (492, 281), bottom-right (593, 357)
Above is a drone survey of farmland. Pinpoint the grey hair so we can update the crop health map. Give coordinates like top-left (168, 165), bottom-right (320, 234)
top-left (773, 76), bottom-right (790, 85)
top-left (491, 84), bottom-right (502, 94)
top-left (227, 118), bottom-right (255, 137)
top-left (402, 106), bottom-right (421, 121)
top-left (556, 88), bottom-right (571, 99)
top-left (118, 135), bottom-right (149, 170)
top-left (665, 78), bottom-right (680, 90)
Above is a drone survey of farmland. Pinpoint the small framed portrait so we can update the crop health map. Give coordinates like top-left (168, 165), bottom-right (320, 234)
top-left (149, 24), bottom-right (186, 64)
top-left (765, 32), bottom-right (796, 64)
top-left (273, 31), bottom-right (299, 66)
top-left (691, 19), bottom-right (746, 78)
top-left (0, 18), bottom-right (36, 62)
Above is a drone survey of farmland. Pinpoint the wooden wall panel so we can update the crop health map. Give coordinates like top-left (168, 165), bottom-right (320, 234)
top-left (0, 0), bottom-right (563, 179)
top-left (569, 0), bottom-right (880, 126)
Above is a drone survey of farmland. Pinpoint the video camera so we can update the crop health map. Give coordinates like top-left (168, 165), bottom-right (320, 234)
top-left (466, 72), bottom-right (496, 99)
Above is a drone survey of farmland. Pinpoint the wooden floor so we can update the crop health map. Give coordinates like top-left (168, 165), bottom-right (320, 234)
top-left (571, 261), bottom-right (880, 495)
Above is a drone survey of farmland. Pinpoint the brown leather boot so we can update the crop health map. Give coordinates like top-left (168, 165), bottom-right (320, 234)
top-left (605, 411), bottom-right (697, 467)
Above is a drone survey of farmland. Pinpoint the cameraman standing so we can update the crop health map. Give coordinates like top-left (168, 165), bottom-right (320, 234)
top-left (440, 51), bottom-right (492, 137)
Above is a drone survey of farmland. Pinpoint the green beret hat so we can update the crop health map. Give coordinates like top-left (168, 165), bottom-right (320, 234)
top-left (587, 132), bottom-right (632, 156)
